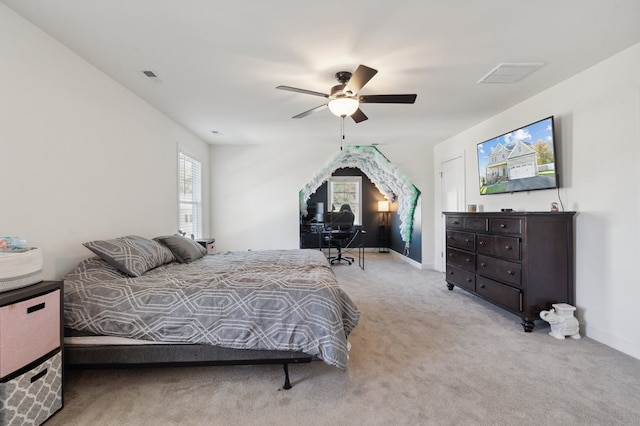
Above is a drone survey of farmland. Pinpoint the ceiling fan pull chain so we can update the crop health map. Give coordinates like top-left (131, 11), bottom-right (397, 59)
top-left (340, 116), bottom-right (345, 151)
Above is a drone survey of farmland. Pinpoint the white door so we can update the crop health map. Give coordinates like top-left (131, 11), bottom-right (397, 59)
top-left (439, 155), bottom-right (465, 271)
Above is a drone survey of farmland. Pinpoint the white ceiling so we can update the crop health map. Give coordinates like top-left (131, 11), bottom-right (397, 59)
top-left (3, 0), bottom-right (640, 147)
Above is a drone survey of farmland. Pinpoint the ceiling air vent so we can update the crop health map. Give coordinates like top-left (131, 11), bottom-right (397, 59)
top-left (477, 63), bottom-right (543, 84)
top-left (142, 70), bottom-right (158, 78)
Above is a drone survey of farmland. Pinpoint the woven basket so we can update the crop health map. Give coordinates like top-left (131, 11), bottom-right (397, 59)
top-left (0, 247), bottom-right (43, 292)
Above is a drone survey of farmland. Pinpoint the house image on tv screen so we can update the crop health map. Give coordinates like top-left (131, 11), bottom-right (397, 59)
top-left (477, 116), bottom-right (557, 195)
top-left (486, 141), bottom-right (538, 183)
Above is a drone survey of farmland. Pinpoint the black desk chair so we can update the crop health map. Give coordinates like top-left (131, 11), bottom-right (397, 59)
top-left (326, 207), bottom-right (355, 265)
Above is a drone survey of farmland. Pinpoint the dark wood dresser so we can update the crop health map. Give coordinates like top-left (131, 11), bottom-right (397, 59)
top-left (443, 211), bottom-right (576, 331)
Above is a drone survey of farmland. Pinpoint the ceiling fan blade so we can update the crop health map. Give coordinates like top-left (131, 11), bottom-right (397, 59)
top-left (292, 104), bottom-right (327, 119)
top-left (351, 108), bottom-right (368, 123)
top-left (344, 65), bottom-right (378, 95)
top-left (276, 85), bottom-right (329, 98)
top-left (359, 94), bottom-right (417, 104)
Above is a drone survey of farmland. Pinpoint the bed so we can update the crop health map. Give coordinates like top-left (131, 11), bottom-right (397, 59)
top-left (63, 235), bottom-right (360, 388)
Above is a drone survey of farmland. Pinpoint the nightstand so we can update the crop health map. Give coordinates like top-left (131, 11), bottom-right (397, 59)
top-left (0, 280), bottom-right (63, 425)
top-left (196, 238), bottom-right (215, 254)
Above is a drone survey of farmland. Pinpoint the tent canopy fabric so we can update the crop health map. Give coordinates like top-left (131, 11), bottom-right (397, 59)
top-left (299, 145), bottom-right (420, 245)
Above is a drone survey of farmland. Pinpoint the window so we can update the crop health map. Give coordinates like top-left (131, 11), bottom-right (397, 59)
top-left (178, 151), bottom-right (202, 238)
top-left (328, 176), bottom-right (362, 225)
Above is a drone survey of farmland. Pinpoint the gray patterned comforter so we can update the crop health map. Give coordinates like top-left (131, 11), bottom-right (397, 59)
top-left (63, 249), bottom-right (360, 369)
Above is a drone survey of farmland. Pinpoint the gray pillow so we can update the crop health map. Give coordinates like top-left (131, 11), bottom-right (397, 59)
top-left (83, 235), bottom-right (175, 277)
top-left (154, 234), bottom-right (206, 263)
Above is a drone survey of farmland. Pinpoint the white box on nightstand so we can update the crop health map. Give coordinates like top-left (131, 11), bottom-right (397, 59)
top-left (196, 238), bottom-right (215, 254)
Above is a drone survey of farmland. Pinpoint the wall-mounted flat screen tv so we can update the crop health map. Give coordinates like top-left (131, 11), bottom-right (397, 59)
top-left (477, 116), bottom-right (558, 195)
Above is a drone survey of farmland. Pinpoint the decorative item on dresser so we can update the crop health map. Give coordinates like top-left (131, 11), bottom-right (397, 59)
top-left (0, 280), bottom-right (64, 425)
top-left (443, 212), bottom-right (576, 332)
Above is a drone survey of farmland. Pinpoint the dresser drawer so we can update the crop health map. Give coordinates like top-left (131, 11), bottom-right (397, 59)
top-left (446, 248), bottom-right (475, 272)
top-left (0, 351), bottom-right (62, 426)
top-left (0, 289), bottom-right (60, 378)
top-left (446, 215), bottom-right (464, 230)
top-left (476, 276), bottom-right (522, 312)
top-left (489, 217), bottom-right (522, 235)
top-left (464, 217), bottom-right (488, 232)
top-left (476, 234), bottom-right (521, 260)
top-left (446, 230), bottom-right (475, 251)
top-left (476, 254), bottom-right (522, 287)
top-left (446, 266), bottom-right (475, 292)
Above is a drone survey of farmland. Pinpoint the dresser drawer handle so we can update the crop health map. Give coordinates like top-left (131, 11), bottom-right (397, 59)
top-left (465, 239), bottom-right (471, 243)
top-left (479, 283), bottom-right (486, 288)
top-left (448, 253), bottom-right (453, 257)
top-left (480, 262), bottom-right (486, 267)
top-left (500, 223), bottom-right (507, 229)
top-left (478, 241), bottom-right (485, 246)
top-left (27, 302), bottom-right (45, 314)
top-left (466, 278), bottom-right (472, 283)
top-left (507, 270), bottom-right (515, 275)
top-left (452, 220), bottom-right (460, 225)
top-left (30, 368), bottom-right (48, 383)
top-left (505, 245), bottom-right (512, 250)
top-left (447, 235), bottom-right (453, 240)
top-left (466, 258), bottom-right (472, 263)
top-left (448, 271), bottom-right (454, 275)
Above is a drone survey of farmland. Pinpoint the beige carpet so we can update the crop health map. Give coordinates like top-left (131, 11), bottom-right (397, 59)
top-left (50, 253), bottom-right (640, 425)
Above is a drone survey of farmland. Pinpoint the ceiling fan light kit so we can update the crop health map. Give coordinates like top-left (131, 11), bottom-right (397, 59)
top-left (328, 97), bottom-right (359, 117)
top-left (276, 64), bottom-right (417, 123)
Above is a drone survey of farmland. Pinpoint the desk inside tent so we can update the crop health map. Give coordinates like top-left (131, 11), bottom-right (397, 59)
top-left (300, 225), bottom-right (365, 270)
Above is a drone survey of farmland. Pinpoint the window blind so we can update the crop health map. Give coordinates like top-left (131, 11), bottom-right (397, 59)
top-left (178, 151), bottom-right (202, 238)
top-left (328, 176), bottom-right (362, 225)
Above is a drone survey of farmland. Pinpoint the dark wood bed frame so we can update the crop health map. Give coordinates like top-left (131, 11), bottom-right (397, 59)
top-left (65, 340), bottom-right (315, 390)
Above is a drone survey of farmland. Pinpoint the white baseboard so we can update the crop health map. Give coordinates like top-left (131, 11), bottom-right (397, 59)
top-left (389, 250), bottom-right (424, 269)
top-left (582, 324), bottom-right (640, 361)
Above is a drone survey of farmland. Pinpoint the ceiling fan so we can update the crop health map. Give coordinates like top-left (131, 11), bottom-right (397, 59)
top-left (276, 65), bottom-right (417, 123)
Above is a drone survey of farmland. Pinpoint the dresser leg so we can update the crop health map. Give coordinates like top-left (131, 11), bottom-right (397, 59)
top-left (521, 319), bottom-right (535, 332)
top-left (446, 283), bottom-right (454, 291)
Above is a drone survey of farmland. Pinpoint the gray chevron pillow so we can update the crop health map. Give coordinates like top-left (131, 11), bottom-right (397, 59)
top-left (83, 235), bottom-right (175, 277)
top-left (154, 234), bottom-right (206, 263)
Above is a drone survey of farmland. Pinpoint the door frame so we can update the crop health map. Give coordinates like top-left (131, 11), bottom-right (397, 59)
top-left (434, 152), bottom-right (466, 272)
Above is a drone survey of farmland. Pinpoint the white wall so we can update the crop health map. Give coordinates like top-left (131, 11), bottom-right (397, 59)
top-left (433, 43), bottom-right (640, 360)
top-left (209, 143), bottom-right (324, 252)
top-left (210, 142), bottom-right (434, 265)
top-left (0, 4), bottom-right (210, 279)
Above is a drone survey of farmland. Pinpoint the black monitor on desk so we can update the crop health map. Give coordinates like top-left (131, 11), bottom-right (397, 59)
top-left (301, 202), bottom-right (324, 225)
